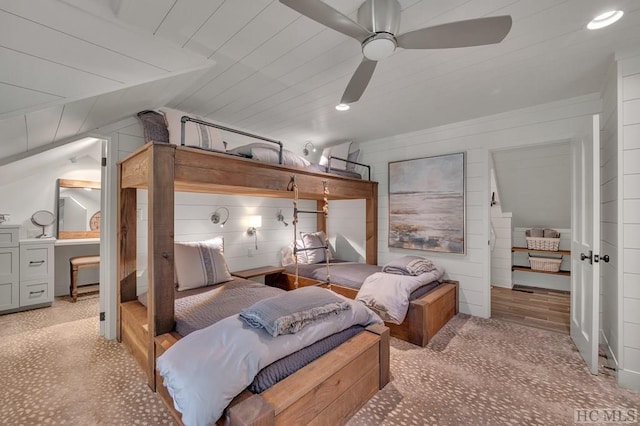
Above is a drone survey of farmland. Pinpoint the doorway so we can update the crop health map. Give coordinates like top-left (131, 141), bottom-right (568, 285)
top-left (488, 141), bottom-right (572, 333)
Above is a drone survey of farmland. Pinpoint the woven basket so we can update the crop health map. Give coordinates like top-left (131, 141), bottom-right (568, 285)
top-left (525, 236), bottom-right (560, 251)
top-left (529, 256), bottom-right (562, 272)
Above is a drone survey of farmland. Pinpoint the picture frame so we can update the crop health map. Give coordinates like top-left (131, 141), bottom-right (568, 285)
top-left (388, 152), bottom-right (465, 254)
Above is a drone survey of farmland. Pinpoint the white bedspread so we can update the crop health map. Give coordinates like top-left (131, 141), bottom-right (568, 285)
top-left (356, 267), bottom-right (445, 324)
top-left (156, 296), bottom-right (381, 426)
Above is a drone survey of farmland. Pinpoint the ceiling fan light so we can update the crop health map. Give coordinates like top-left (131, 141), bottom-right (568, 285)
top-left (336, 103), bottom-right (350, 111)
top-left (587, 10), bottom-right (623, 30)
top-left (362, 33), bottom-right (396, 61)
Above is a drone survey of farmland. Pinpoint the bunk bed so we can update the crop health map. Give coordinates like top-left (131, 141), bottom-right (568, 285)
top-left (117, 138), bottom-right (386, 424)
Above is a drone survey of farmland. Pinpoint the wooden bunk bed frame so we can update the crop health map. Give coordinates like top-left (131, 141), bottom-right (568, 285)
top-left (276, 274), bottom-right (459, 347)
top-left (117, 142), bottom-right (386, 425)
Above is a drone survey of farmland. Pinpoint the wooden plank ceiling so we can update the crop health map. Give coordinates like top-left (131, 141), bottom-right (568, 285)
top-left (1, 0), bottom-right (639, 162)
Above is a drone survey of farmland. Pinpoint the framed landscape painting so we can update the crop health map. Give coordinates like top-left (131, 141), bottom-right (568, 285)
top-left (388, 152), bottom-right (465, 254)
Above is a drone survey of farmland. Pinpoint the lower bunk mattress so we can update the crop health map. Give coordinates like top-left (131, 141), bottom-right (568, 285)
top-left (284, 260), bottom-right (442, 301)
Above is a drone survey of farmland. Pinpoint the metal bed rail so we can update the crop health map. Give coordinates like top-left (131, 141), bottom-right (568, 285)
top-left (327, 156), bottom-right (371, 181)
top-left (180, 115), bottom-right (284, 164)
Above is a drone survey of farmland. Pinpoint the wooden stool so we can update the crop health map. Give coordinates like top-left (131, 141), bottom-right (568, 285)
top-left (69, 255), bottom-right (100, 302)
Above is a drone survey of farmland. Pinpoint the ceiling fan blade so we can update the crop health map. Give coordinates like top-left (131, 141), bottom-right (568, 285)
top-left (280, 0), bottom-right (372, 42)
top-left (340, 58), bottom-right (377, 104)
top-left (397, 15), bottom-right (512, 49)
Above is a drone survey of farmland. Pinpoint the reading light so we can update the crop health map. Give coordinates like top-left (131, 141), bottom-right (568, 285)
top-left (587, 10), bottom-right (623, 29)
top-left (210, 207), bottom-right (229, 228)
top-left (276, 210), bottom-right (288, 227)
top-left (303, 142), bottom-right (316, 156)
top-left (336, 103), bottom-right (350, 111)
top-left (247, 215), bottom-right (262, 249)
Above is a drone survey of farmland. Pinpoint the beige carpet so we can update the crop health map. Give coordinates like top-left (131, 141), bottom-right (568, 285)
top-left (1, 298), bottom-right (638, 425)
top-left (0, 296), bottom-right (175, 425)
top-left (349, 314), bottom-right (640, 425)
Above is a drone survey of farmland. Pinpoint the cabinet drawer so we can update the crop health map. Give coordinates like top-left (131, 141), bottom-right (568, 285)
top-left (20, 244), bottom-right (54, 280)
top-left (20, 279), bottom-right (52, 306)
top-left (0, 227), bottom-right (19, 248)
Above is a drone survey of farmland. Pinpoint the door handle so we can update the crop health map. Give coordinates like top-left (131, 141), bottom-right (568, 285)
top-left (598, 254), bottom-right (610, 263)
top-left (580, 251), bottom-right (593, 264)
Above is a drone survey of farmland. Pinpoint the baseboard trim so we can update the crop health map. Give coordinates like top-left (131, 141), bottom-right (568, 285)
top-left (618, 369), bottom-right (640, 391)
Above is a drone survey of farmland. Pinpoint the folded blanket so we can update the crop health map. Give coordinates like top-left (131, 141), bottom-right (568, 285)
top-left (382, 255), bottom-right (437, 276)
top-left (239, 286), bottom-right (351, 337)
top-left (357, 266), bottom-right (445, 324)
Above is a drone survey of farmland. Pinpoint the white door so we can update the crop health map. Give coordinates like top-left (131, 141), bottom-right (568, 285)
top-left (570, 114), bottom-right (600, 375)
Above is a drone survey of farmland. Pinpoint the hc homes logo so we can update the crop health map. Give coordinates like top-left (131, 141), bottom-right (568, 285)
top-left (574, 408), bottom-right (638, 423)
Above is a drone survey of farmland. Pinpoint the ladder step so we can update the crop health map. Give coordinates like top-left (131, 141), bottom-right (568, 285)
top-left (294, 246), bottom-right (328, 253)
top-left (295, 209), bottom-right (326, 215)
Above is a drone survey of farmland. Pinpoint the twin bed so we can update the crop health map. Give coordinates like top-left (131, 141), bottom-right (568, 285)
top-left (276, 259), bottom-right (458, 347)
top-left (118, 112), bottom-right (457, 425)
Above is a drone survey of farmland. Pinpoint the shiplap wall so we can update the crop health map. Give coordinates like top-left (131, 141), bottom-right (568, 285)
top-left (490, 167), bottom-right (512, 289)
top-left (332, 94), bottom-right (600, 317)
top-left (600, 60), bottom-right (619, 368)
top-left (620, 53), bottom-right (640, 389)
top-left (512, 227), bottom-right (571, 292)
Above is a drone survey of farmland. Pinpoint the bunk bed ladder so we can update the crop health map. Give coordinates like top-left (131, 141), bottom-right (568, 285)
top-left (289, 176), bottom-right (331, 290)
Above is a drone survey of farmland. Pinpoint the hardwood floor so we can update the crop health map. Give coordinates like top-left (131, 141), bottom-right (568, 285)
top-left (491, 285), bottom-right (570, 334)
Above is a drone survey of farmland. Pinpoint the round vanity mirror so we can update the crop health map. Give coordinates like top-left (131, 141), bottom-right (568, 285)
top-left (31, 210), bottom-right (56, 238)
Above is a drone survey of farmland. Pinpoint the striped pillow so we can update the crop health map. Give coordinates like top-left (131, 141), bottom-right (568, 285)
top-left (174, 239), bottom-right (231, 291)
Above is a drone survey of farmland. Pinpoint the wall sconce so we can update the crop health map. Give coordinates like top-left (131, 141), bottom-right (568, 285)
top-left (247, 215), bottom-right (262, 249)
top-left (276, 210), bottom-right (288, 227)
top-left (210, 207), bottom-right (229, 227)
top-left (303, 141), bottom-right (316, 156)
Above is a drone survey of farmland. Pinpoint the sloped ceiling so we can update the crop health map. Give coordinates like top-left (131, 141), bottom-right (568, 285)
top-left (1, 0), bottom-right (640, 163)
top-left (492, 142), bottom-right (572, 229)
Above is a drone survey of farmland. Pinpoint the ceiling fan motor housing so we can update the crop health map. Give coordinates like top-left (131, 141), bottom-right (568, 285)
top-left (357, 0), bottom-right (401, 34)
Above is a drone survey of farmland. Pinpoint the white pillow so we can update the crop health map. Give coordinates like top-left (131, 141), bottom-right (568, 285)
top-left (293, 240), bottom-right (309, 264)
top-left (300, 231), bottom-right (331, 264)
top-left (318, 142), bottom-right (352, 170)
top-left (160, 107), bottom-right (225, 151)
top-left (174, 238), bottom-right (231, 291)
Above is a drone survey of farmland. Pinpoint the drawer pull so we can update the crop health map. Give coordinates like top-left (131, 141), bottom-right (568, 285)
top-left (29, 290), bottom-right (45, 296)
top-left (29, 260), bottom-right (45, 266)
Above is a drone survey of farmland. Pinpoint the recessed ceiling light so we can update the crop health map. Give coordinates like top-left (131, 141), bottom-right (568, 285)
top-left (336, 103), bottom-right (350, 111)
top-left (587, 10), bottom-right (624, 30)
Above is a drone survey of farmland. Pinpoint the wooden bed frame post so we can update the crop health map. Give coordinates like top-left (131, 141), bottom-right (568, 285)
top-left (147, 144), bottom-right (176, 390)
top-left (117, 163), bottom-right (137, 342)
top-left (365, 184), bottom-right (378, 265)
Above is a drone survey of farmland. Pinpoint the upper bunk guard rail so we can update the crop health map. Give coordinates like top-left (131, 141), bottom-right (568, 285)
top-left (180, 115), bottom-right (284, 164)
top-left (119, 143), bottom-right (377, 201)
top-left (327, 156), bottom-right (371, 180)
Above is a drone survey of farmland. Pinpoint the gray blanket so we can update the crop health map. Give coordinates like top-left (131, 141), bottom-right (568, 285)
top-left (175, 280), bottom-right (283, 336)
top-left (239, 286), bottom-right (351, 337)
top-left (249, 325), bottom-right (364, 393)
top-left (382, 255), bottom-right (437, 276)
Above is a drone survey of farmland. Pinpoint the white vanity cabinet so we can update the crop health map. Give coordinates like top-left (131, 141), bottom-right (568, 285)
top-left (0, 225), bottom-right (20, 311)
top-left (0, 227), bottom-right (55, 314)
top-left (19, 239), bottom-right (55, 307)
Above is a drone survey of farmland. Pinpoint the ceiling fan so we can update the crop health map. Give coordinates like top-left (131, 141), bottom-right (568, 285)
top-left (280, 0), bottom-right (512, 105)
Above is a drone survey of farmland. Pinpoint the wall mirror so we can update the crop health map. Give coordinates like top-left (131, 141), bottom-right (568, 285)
top-left (56, 179), bottom-right (101, 239)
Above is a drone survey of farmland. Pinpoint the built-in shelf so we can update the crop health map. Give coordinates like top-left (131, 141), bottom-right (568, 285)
top-left (512, 266), bottom-right (571, 276)
top-left (512, 246), bottom-right (571, 256)
top-left (511, 246), bottom-right (571, 277)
